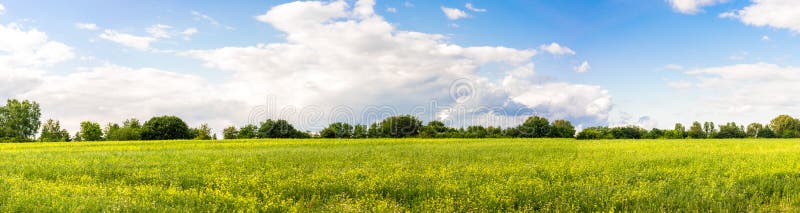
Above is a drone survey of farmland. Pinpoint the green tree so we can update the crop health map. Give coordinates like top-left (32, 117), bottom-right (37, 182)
top-left (517, 116), bottom-right (550, 138)
top-left (257, 119), bottom-right (306, 138)
top-left (687, 121), bottom-right (706, 139)
top-left (39, 119), bottom-right (70, 142)
top-left (671, 123), bottom-right (686, 139)
top-left (486, 126), bottom-right (504, 138)
top-left (367, 123), bottom-right (382, 138)
top-left (770, 115), bottom-right (800, 138)
top-left (0, 99), bottom-right (41, 142)
top-left (644, 128), bottom-right (665, 139)
top-left (223, 126), bottom-right (238, 139)
top-left (141, 116), bottom-right (192, 140)
top-left (703, 122), bottom-right (717, 138)
top-left (352, 124), bottom-right (367, 138)
top-left (104, 119), bottom-right (143, 141)
top-left (377, 115), bottom-right (422, 138)
top-left (193, 123), bottom-right (212, 140)
top-left (420, 121), bottom-right (448, 138)
top-left (746, 123), bottom-right (763, 138)
top-left (715, 122), bottom-right (746, 138)
top-left (77, 121), bottom-right (103, 141)
top-left (465, 126), bottom-right (487, 138)
top-left (758, 126), bottom-right (776, 138)
top-left (238, 124), bottom-right (257, 139)
top-left (320, 122), bottom-right (354, 138)
top-left (549, 119), bottom-right (576, 138)
top-left (576, 126), bottom-right (613, 140)
top-left (609, 126), bottom-right (647, 139)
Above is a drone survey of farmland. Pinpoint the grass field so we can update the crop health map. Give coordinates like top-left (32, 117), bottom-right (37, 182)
top-left (2, 139), bottom-right (800, 211)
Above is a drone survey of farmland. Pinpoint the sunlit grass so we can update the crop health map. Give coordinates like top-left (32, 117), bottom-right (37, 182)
top-left (2, 139), bottom-right (800, 211)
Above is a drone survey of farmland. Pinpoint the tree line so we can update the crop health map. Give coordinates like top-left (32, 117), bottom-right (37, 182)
top-left (576, 115), bottom-right (799, 140)
top-left (3, 98), bottom-right (800, 142)
top-left (222, 115), bottom-right (576, 139)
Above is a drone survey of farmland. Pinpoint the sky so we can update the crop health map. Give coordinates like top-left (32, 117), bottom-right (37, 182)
top-left (1, 0), bottom-right (799, 135)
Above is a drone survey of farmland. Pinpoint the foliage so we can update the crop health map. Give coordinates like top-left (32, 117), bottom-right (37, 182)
top-left (104, 119), bottom-right (143, 141)
top-left (238, 124), bottom-right (258, 139)
top-left (715, 122), bottom-right (746, 139)
top-left (548, 120), bottom-right (576, 138)
top-left (320, 122), bottom-right (353, 138)
top-left (517, 116), bottom-right (550, 138)
top-left (257, 119), bottom-right (309, 138)
top-left (141, 116), bottom-right (193, 140)
top-left (40, 119), bottom-right (70, 142)
top-left (352, 124), bottom-right (367, 138)
top-left (0, 99), bottom-right (41, 142)
top-left (223, 126), bottom-right (238, 139)
top-left (192, 123), bottom-right (213, 140)
top-left (376, 115), bottom-right (422, 138)
top-left (77, 121), bottom-right (103, 141)
top-left (688, 121), bottom-right (706, 139)
top-left (770, 115), bottom-right (800, 138)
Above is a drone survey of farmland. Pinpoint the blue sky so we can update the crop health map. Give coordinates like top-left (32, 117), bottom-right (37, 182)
top-left (1, 0), bottom-right (799, 133)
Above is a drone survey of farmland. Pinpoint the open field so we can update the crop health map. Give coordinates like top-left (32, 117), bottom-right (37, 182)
top-left (2, 139), bottom-right (800, 211)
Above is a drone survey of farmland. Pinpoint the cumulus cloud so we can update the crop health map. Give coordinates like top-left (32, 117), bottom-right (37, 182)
top-left (574, 61), bottom-right (590, 73)
top-left (74, 22), bottom-right (98, 30)
top-left (99, 24), bottom-right (189, 50)
top-left (386, 7), bottom-right (397, 13)
top-left (19, 65), bottom-right (246, 134)
top-left (719, 0), bottom-right (800, 33)
top-left (0, 23), bottom-right (74, 99)
top-left (676, 63), bottom-right (800, 120)
top-left (184, 0), bottom-right (613, 128)
top-left (441, 7), bottom-right (468, 20)
top-left (146, 24), bottom-right (173, 39)
top-left (465, 3), bottom-right (486, 12)
top-left (98, 30), bottom-right (156, 50)
top-left (609, 113), bottom-right (659, 129)
top-left (539, 42), bottom-right (576, 56)
top-left (0, 3), bottom-right (6, 15)
top-left (667, 0), bottom-right (728, 14)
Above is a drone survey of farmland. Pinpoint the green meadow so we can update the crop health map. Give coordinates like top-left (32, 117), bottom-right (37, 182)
top-left (2, 138), bottom-right (800, 211)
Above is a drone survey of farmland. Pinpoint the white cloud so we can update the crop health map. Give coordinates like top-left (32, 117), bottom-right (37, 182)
top-left (720, 0), bottom-right (800, 33)
top-left (664, 64), bottom-right (684, 71)
top-left (184, 0), bottom-right (612, 128)
top-left (19, 65), bottom-right (246, 134)
top-left (574, 61), bottom-right (590, 73)
top-left (0, 23), bottom-right (74, 99)
top-left (404, 1), bottom-right (414, 8)
top-left (728, 51), bottom-right (748, 61)
top-left (0, 3), bottom-right (6, 15)
top-left (98, 29), bottom-right (156, 50)
top-left (181, 27), bottom-right (198, 40)
top-left (465, 3), bottom-right (486, 12)
top-left (74, 22), bottom-right (98, 31)
top-left (667, 0), bottom-right (728, 14)
top-left (761, 35), bottom-right (770, 41)
top-left (678, 63), bottom-right (800, 118)
top-left (192, 10), bottom-right (235, 30)
top-left (146, 24), bottom-right (173, 39)
top-left (386, 7), bottom-right (397, 13)
top-left (539, 42), bottom-right (576, 56)
top-left (441, 7), bottom-right (468, 20)
top-left (609, 113), bottom-right (659, 129)
top-left (666, 80), bottom-right (693, 89)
